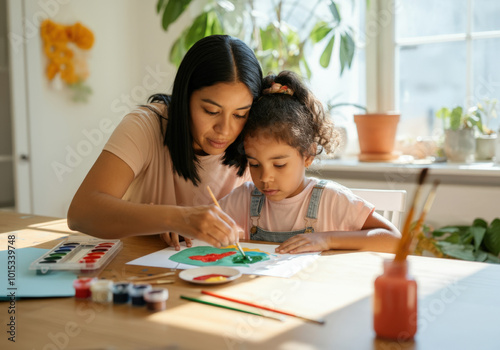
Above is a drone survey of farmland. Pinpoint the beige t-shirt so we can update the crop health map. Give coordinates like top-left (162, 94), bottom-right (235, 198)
top-left (219, 178), bottom-right (375, 239)
top-left (103, 103), bottom-right (251, 206)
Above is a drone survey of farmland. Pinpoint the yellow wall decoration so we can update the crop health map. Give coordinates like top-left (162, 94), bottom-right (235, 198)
top-left (40, 20), bottom-right (95, 102)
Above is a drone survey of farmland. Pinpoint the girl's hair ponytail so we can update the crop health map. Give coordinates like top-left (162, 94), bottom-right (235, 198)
top-left (244, 71), bottom-right (338, 159)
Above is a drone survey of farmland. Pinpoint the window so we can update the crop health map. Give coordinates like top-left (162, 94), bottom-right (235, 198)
top-left (395, 0), bottom-right (500, 139)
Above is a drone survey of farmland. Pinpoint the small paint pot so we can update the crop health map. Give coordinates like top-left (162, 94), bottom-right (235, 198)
top-left (73, 277), bottom-right (96, 299)
top-left (143, 288), bottom-right (169, 311)
top-left (113, 282), bottom-right (132, 304)
top-left (89, 279), bottom-right (113, 303)
top-left (130, 284), bottom-right (152, 306)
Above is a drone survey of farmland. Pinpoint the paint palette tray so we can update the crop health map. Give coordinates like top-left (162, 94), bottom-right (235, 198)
top-left (29, 237), bottom-right (122, 274)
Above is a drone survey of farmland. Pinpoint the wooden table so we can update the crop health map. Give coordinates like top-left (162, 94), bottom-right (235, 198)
top-left (0, 212), bottom-right (498, 350)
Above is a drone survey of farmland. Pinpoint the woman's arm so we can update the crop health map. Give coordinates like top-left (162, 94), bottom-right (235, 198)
top-left (276, 212), bottom-right (401, 254)
top-left (67, 151), bottom-right (239, 247)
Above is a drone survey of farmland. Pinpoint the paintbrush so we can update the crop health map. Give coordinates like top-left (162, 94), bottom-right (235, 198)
top-left (180, 295), bottom-right (283, 321)
top-left (127, 272), bottom-right (175, 281)
top-left (201, 290), bottom-right (325, 325)
top-left (206, 185), bottom-right (247, 259)
top-left (399, 180), bottom-right (440, 261)
top-left (394, 168), bottom-right (429, 262)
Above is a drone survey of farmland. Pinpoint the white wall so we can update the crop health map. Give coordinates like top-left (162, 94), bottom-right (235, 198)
top-left (14, 0), bottom-right (183, 217)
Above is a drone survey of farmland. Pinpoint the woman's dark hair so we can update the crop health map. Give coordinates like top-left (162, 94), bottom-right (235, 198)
top-left (238, 71), bottom-right (338, 168)
top-left (148, 35), bottom-right (262, 185)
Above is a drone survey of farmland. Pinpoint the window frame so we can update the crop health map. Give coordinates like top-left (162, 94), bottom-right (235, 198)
top-left (368, 0), bottom-right (500, 134)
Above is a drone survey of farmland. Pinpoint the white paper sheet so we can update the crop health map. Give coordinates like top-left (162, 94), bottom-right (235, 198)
top-left (126, 240), bottom-right (320, 278)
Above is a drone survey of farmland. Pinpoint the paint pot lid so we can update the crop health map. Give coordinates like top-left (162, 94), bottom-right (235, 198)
top-left (144, 288), bottom-right (168, 302)
top-left (113, 282), bottom-right (132, 294)
top-left (73, 277), bottom-right (97, 288)
top-left (130, 283), bottom-right (153, 297)
top-left (90, 279), bottom-right (113, 291)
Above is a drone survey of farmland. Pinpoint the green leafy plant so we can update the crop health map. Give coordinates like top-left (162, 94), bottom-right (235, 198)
top-left (435, 106), bottom-right (484, 132)
top-left (156, 0), bottom-right (357, 79)
top-left (475, 98), bottom-right (498, 135)
top-left (430, 218), bottom-right (500, 263)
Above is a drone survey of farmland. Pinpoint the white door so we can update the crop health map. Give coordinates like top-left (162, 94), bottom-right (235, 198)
top-left (4, 0), bottom-right (32, 213)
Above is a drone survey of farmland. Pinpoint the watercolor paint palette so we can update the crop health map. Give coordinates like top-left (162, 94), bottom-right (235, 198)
top-left (29, 237), bottom-right (122, 274)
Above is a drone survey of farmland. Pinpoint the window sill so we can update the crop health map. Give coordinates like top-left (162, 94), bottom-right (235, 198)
top-left (309, 157), bottom-right (500, 186)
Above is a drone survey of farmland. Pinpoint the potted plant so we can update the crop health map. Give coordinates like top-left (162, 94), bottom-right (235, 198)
top-left (435, 106), bottom-right (482, 163)
top-left (474, 98), bottom-right (498, 161)
top-left (352, 111), bottom-right (400, 162)
top-left (327, 101), bottom-right (400, 161)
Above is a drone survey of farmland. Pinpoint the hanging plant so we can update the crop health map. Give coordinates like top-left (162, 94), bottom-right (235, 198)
top-left (40, 19), bottom-right (95, 102)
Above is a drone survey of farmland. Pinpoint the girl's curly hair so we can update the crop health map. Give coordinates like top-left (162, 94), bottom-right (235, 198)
top-left (243, 71), bottom-right (339, 159)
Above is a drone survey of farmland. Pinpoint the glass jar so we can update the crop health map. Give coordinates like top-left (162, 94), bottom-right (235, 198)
top-left (373, 259), bottom-right (417, 341)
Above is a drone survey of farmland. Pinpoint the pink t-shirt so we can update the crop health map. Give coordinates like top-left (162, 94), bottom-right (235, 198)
top-left (219, 178), bottom-right (375, 239)
top-left (103, 103), bottom-right (251, 206)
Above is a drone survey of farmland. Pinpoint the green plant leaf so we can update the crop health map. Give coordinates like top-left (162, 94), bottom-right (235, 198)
top-left (161, 0), bottom-right (192, 32)
top-left (186, 12), bottom-right (209, 48)
top-left (432, 226), bottom-right (465, 237)
top-left (450, 106), bottom-right (463, 130)
top-left (437, 241), bottom-right (475, 261)
top-left (443, 232), bottom-right (462, 244)
top-left (486, 252), bottom-right (500, 263)
top-left (461, 229), bottom-right (474, 245)
top-left (300, 57), bottom-right (312, 80)
top-left (328, 1), bottom-right (341, 23)
top-left (339, 33), bottom-right (355, 75)
top-left (320, 35), bottom-right (335, 68)
top-left (473, 218), bottom-right (488, 228)
top-left (309, 21), bottom-right (333, 43)
top-left (470, 225), bottom-right (487, 251)
top-left (156, 0), bottom-right (166, 13)
top-left (209, 11), bottom-right (224, 34)
top-left (474, 249), bottom-right (488, 262)
top-left (169, 35), bottom-right (186, 67)
top-left (484, 218), bottom-right (500, 255)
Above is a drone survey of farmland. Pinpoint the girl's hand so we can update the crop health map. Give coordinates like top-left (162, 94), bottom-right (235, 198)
top-left (275, 233), bottom-right (331, 254)
top-left (172, 205), bottom-right (240, 248)
top-left (160, 232), bottom-right (192, 251)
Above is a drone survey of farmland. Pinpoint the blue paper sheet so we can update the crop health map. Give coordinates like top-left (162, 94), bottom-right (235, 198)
top-left (1, 247), bottom-right (75, 300)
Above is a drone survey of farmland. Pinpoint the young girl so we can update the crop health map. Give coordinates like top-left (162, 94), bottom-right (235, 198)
top-left (219, 71), bottom-right (401, 253)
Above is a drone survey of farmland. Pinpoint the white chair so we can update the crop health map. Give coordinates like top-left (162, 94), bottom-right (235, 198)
top-left (350, 189), bottom-right (407, 229)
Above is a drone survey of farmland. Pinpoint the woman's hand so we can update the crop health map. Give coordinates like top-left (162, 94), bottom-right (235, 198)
top-left (169, 205), bottom-right (240, 249)
top-left (275, 233), bottom-right (331, 254)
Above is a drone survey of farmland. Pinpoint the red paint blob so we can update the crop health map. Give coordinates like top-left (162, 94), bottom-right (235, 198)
top-left (193, 274), bottom-right (230, 281)
top-left (189, 251), bottom-right (236, 262)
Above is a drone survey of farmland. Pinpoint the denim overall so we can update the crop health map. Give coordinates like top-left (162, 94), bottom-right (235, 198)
top-left (249, 180), bottom-right (328, 243)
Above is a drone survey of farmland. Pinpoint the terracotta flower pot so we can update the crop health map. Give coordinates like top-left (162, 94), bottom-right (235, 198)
top-left (354, 113), bottom-right (400, 161)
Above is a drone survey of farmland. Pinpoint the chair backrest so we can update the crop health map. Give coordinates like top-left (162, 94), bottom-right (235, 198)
top-left (350, 188), bottom-right (407, 229)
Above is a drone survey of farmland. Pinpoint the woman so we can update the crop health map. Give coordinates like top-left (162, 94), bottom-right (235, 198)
top-left (67, 35), bottom-right (263, 250)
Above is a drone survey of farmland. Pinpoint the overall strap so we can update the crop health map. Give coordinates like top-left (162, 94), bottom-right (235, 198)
top-left (250, 187), bottom-right (265, 217)
top-left (250, 187), bottom-right (265, 233)
top-left (304, 179), bottom-right (329, 232)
